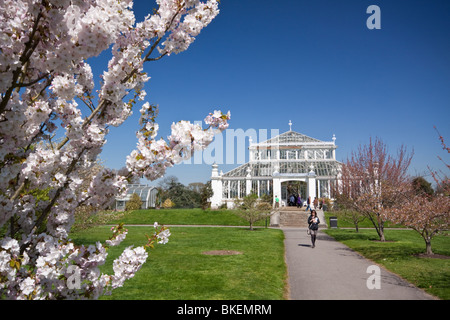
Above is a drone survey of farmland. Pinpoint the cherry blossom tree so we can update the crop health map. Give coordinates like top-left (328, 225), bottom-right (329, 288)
top-left (0, 0), bottom-right (229, 299)
top-left (385, 129), bottom-right (450, 255)
top-left (333, 138), bottom-right (413, 241)
top-left (385, 191), bottom-right (449, 255)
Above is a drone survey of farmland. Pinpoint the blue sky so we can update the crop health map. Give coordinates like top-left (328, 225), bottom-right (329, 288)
top-left (97, 0), bottom-right (450, 186)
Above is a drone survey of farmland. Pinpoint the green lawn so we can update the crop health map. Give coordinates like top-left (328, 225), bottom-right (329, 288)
top-left (323, 210), bottom-right (405, 229)
top-left (71, 225), bottom-right (287, 300)
top-left (106, 208), bottom-right (269, 227)
top-left (70, 208), bottom-right (449, 300)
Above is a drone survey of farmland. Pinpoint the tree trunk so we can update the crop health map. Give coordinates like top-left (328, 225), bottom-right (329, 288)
top-left (367, 212), bottom-right (386, 241)
top-left (377, 216), bottom-right (385, 241)
top-left (374, 224), bottom-right (385, 241)
top-left (425, 238), bottom-right (433, 255)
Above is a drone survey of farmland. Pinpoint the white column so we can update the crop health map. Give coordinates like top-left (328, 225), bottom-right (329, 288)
top-left (307, 176), bottom-right (316, 200)
top-left (328, 180), bottom-right (331, 198)
top-left (237, 181), bottom-right (240, 198)
top-left (257, 180), bottom-right (260, 197)
top-left (246, 167), bottom-right (252, 196)
top-left (272, 177), bottom-right (281, 207)
top-left (317, 180), bottom-right (321, 198)
top-left (307, 165), bottom-right (317, 200)
top-left (210, 163), bottom-right (223, 209)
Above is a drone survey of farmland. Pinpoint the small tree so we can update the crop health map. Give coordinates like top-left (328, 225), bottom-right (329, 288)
top-left (200, 181), bottom-right (213, 210)
top-left (386, 192), bottom-right (449, 255)
top-left (233, 194), bottom-right (272, 230)
top-left (125, 193), bottom-right (142, 211)
top-left (334, 137), bottom-right (413, 241)
top-left (386, 128), bottom-right (450, 255)
top-left (335, 209), bottom-right (366, 233)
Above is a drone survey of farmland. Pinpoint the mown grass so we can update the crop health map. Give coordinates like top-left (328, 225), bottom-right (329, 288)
top-left (323, 210), bottom-right (404, 229)
top-left (324, 228), bottom-right (450, 299)
top-left (70, 225), bottom-right (287, 300)
top-left (107, 208), bottom-right (269, 227)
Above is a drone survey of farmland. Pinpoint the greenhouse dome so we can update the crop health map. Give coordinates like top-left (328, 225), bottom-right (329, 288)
top-left (115, 184), bottom-right (158, 211)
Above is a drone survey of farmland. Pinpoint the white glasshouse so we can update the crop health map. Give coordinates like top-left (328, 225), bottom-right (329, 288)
top-left (210, 128), bottom-right (342, 209)
top-left (115, 184), bottom-right (158, 211)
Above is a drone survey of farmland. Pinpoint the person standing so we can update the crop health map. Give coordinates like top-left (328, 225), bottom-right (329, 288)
top-left (274, 195), bottom-right (280, 209)
top-left (307, 210), bottom-right (320, 248)
top-left (296, 195), bottom-right (302, 208)
top-left (305, 196), bottom-right (311, 212)
top-left (289, 194), bottom-right (295, 206)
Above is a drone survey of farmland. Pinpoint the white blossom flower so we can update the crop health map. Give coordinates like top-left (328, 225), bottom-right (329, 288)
top-left (0, 0), bottom-right (224, 300)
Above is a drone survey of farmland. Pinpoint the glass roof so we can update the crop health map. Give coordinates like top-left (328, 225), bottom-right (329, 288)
top-left (126, 184), bottom-right (155, 194)
top-left (254, 131), bottom-right (325, 146)
top-left (123, 184), bottom-right (157, 202)
top-left (222, 161), bottom-right (341, 178)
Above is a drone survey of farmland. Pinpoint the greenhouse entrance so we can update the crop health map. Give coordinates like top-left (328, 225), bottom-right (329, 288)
top-left (281, 181), bottom-right (307, 206)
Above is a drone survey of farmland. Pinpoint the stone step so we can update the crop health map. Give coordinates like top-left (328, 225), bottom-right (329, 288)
top-left (279, 206), bottom-right (308, 212)
top-left (271, 208), bottom-right (327, 228)
top-left (279, 212), bottom-right (310, 227)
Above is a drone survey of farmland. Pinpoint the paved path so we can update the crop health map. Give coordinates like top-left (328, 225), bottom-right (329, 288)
top-left (283, 227), bottom-right (437, 300)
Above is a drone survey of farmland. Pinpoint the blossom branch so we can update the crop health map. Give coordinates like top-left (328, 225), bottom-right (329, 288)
top-left (1, 0), bottom-right (222, 300)
top-left (0, 4), bottom-right (44, 113)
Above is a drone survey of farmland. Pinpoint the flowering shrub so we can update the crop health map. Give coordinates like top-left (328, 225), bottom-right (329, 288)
top-left (125, 193), bottom-right (143, 211)
top-left (0, 0), bottom-right (228, 299)
top-left (162, 198), bottom-right (175, 208)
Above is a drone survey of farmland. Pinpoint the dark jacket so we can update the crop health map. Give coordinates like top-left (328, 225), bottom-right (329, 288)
top-left (308, 215), bottom-right (320, 230)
